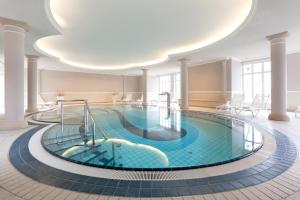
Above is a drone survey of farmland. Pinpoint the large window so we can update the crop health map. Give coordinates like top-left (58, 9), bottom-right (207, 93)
top-left (173, 73), bottom-right (181, 100)
top-left (243, 60), bottom-right (271, 103)
top-left (159, 75), bottom-right (171, 94)
top-left (158, 73), bottom-right (180, 102)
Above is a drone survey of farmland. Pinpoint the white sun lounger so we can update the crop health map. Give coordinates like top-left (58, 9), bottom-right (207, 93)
top-left (216, 94), bottom-right (244, 113)
top-left (235, 94), bottom-right (270, 117)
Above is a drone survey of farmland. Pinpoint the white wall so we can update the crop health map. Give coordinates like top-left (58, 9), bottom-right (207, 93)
top-left (39, 70), bottom-right (142, 103)
top-left (187, 59), bottom-right (243, 107)
top-left (147, 75), bottom-right (159, 102)
top-left (189, 61), bottom-right (223, 93)
top-left (188, 60), bottom-right (228, 107)
top-left (229, 59), bottom-right (243, 94)
top-left (287, 52), bottom-right (300, 108)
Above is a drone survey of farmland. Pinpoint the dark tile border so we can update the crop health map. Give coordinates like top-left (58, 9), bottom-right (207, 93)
top-left (9, 123), bottom-right (298, 197)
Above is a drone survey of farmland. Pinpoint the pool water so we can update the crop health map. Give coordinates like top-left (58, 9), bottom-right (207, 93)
top-left (41, 105), bottom-right (263, 170)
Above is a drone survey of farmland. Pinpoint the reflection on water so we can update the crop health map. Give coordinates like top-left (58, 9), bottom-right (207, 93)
top-left (159, 107), bottom-right (181, 132)
top-left (113, 108), bottom-right (187, 141)
top-left (41, 105), bottom-right (263, 169)
top-left (243, 123), bottom-right (263, 151)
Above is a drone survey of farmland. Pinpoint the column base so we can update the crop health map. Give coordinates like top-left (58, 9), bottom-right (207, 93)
top-left (26, 108), bottom-right (39, 113)
top-left (0, 120), bottom-right (28, 131)
top-left (268, 113), bottom-right (290, 121)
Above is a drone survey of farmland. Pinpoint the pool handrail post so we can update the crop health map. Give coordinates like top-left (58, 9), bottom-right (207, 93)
top-left (60, 101), bottom-right (64, 135)
top-left (84, 102), bottom-right (87, 143)
top-left (56, 99), bottom-right (101, 146)
top-left (92, 122), bottom-right (95, 146)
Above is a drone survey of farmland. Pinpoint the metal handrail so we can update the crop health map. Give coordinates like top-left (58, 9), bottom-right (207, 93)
top-left (56, 99), bottom-right (107, 145)
top-left (85, 102), bottom-right (108, 140)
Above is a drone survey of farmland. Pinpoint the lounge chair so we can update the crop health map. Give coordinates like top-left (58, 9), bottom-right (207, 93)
top-left (135, 95), bottom-right (143, 106)
top-left (38, 94), bottom-right (56, 111)
top-left (119, 93), bottom-right (133, 104)
top-left (235, 94), bottom-right (270, 117)
top-left (216, 94), bottom-right (244, 112)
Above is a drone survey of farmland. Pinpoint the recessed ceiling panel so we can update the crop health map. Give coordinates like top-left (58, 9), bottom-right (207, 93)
top-left (35, 0), bottom-right (254, 70)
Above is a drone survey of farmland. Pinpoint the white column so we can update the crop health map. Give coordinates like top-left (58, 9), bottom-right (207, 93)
top-left (179, 58), bottom-right (189, 109)
top-left (142, 69), bottom-right (148, 105)
top-left (26, 55), bottom-right (39, 113)
top-left (221, 60), bottom-right (228, 101)
top-left (267, 31), bottom-right (290, 121)
top-left (0, 25), bottom-right (28, 130)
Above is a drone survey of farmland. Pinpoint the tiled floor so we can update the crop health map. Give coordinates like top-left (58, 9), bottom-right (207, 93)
top-left (1, 109), bottom-right (300, 199)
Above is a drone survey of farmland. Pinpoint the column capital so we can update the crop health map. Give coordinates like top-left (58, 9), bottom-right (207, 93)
top-left (0, 17), bottom-right (29, 32)
top-left (26, 55), bottom-right (39, 62)
top-left (141, 68), bottom-right (149, 74)
top-left (266, 31), bottom-right (289, 42)
top-left (178, 58), bottom-right (190, 64)
top-left (222, 59), bottom-right (228, 67)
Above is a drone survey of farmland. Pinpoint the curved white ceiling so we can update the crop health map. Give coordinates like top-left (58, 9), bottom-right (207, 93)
top-left (35, 0), bottom-right (254, 70)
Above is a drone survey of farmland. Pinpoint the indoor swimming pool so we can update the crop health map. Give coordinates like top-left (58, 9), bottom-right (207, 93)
top-left (39, 105), bottom-right (263, 170)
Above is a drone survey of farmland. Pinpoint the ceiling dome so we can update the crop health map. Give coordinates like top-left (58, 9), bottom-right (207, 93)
top-left (35, 0), bottom-right (254, 70)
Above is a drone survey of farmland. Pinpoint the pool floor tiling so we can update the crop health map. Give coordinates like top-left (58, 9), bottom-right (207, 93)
top-left (1, 110), bottom-right (300, 199)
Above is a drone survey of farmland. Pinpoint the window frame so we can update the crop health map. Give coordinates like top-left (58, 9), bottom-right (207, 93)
top-left (242, 59), bottom-right (271, 103)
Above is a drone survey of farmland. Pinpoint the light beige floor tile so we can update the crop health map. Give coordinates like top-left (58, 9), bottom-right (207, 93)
top-left (273, 178), bottom-right (299, 192)
top-left (247, 187), bottom-right (272, 200)
top-left (222, 191), bottom-right (238, 200)
top-left (182, 196), bottom-right (195, 200)
top-left (240, 188), bottom-right (260, 200)
top-left (87, 194), bottom-right (101, 200)
top-left (53, 189), bottom-right (72, 200)
top-left (22, 184), bottom-right (49, 200)
top-left (191, 195), bottom-right (205, 200)
top-left (65, 192), bottom-right (80, 200)
top-left (202, 194), bottom-right (215, 200)
top-left (30, 186), bottom-right (56, 200)
top-left (261, 183), bottom-right (289, 198)
top-left (38, 188), bottom-right (63, 200)
top-left (76, 192), bottom-right (92, 200)
top-left (212, 193), bottom-right (225, 200)
top-left (171, 197), bottom-right (183, 200)
top-left (267, 182), bottom-right (294, 196)
top-left (16, 182), bottom-right (41, 197)
top-left (286, 191), bottom-right (300, 200)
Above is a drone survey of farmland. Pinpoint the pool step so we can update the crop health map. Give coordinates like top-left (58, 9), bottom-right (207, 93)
top-left (45, 136), bottom-right (84, 149)
top-left (69, 144), bottom-right (103, 160)
top-left (44, 133), bottom-right (81, 142)
top-left (45, 134), bottom-right (95, 153)
top-left (43, 135), bottom-right (82, 145)
top-left (47, 124), bottom-right (81, 136)
top-left (54, 142), bottom-right (90, 154)
top-left (85, 150), bottom-right (108, 163)
top-left (98, 157), bottom-right (114, 166)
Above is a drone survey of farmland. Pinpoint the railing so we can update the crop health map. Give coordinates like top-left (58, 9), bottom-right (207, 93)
top-left (56, 99), bottom-right (107, 146)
